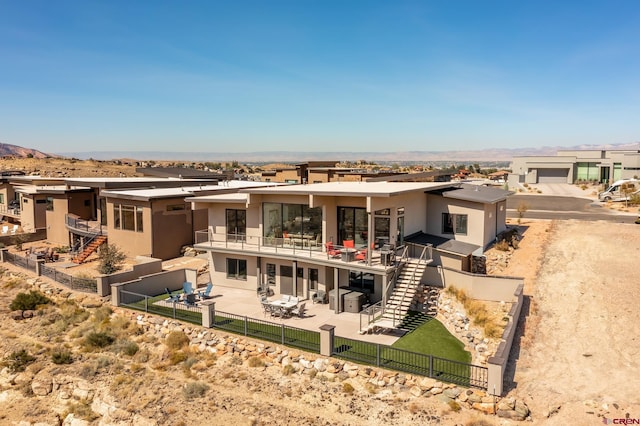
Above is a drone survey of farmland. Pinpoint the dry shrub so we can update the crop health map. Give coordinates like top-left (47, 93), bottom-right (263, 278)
top-left (92, 306), bottom-right (113, 325)
top-left (65, 400), bottom-right (99, 422)
top-left (247, 356), bottom-right (265, 368)
top-left (484, 321), bottom-right (503, 339)
top-left (282, 364), bottom-right (296, 375)
top-left (448, 400), bottom-right (461, 412)
top-left (165, 331), bottom-right (189, 350)
top-left (494, 240), bottom-right (510, 251)
top-left (169, 350), bottom-right (188, 365)
top-left (364, 382), bottom-right (377, 394)
top-left (342, 382), bottom-right (354, 394)
top-left (465, 418), bottom-right (495, 426)
top-left (182, 382), bottom-right (209, 400)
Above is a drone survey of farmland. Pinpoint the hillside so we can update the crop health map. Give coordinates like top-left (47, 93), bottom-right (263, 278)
top-left (0, 157), bottom-right (140, 178)
top-left (0, 143), bottom-right (53, 159)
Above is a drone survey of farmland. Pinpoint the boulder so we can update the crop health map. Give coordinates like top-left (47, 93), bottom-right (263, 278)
top-left (472, 402), bottom-right (496, 415)
top-left (31, 374), bottom-right (53, 396)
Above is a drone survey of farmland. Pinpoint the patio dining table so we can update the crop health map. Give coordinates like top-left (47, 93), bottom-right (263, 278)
top-left (268, 299), bottom-right (298, 317)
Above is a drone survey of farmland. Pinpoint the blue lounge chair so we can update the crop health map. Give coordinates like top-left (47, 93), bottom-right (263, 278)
top-left (183, 281), bottom-right (193, 294)
top-left (198, 283), bottom-right (213, 299)
top-left (165, 288), bottom-right (181, 303)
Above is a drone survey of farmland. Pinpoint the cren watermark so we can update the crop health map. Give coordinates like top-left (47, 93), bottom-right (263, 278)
top-left (603, 418), bottom-right (640, 425)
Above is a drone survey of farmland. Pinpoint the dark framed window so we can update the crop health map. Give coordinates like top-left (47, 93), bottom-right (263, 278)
top-left (263, 203), bottom-right (321, 243)
top-left (338, 206), bottom-right (368, 246)
top-left (266, 263), bottom-right (276, 287)
top-left (227, 258), bottom-right (247, 280)
top-left (167, 204), bottom-right (186, 211)
top-left (442, 213), bottom-right (468, 235)
top-left (308, 268), bottom-right (318, 291)
top-left (113, 203), bottom-right (144, 232)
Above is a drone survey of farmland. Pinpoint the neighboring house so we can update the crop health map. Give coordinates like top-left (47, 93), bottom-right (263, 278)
top-left (101, 181), bottom-right (281, 260)
top-left (189, 181), bottom-right (511, 308)
top-left (510, 149), bottom-right (640, 185)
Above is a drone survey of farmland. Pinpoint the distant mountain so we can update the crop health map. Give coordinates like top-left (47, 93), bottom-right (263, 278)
top-left (0, 143), bottom-right (53, 159)
top-left (58, 142), bottom-right (640, 163)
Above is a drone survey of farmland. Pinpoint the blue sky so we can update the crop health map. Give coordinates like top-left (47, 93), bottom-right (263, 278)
top-left (1, 1), bottom-right (639, 154)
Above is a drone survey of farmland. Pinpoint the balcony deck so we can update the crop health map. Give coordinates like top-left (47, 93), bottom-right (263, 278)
top-left (193, 236), bottom-right (396, 272)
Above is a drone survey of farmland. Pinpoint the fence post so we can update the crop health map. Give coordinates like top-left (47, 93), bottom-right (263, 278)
top-left (145, 296), bottom-right (149, 313)
top-left (319, 324), bottom-right (335, 357)
top-left (376, 344), bottom-right (381, 367)
top-left (200, 300), bottom-right (215, 328)
top-left (111, 286), bottom-right (122, 306)
top-left (0, 248), bottom-right (7, 262)
top-left (35, 259), bottom-right (45, 276)
top-left (429, 355), bottom-right (433, 378)
top-left (281, 323), bottom-right (285, 344)
top-left (244, 316), bottom-right (248, 336)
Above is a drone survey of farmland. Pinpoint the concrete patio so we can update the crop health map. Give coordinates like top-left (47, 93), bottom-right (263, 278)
top-left (193, 283), bottom-right (404, 346)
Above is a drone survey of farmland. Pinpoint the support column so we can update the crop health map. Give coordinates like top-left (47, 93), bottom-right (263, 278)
top-left (201, 300), bottom-right (216, 328)
top-left (35, 259), bottom-right (45, 276)
top-left (333, 268), bottom-right (339, 314)
top-left (319, 324), bottom-right (335, 357)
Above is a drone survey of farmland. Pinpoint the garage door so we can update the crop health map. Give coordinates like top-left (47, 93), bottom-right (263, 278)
top-left (536, 168), bottom-right (569, 183)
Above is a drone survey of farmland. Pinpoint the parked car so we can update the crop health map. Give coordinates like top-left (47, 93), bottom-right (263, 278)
top-left (598, 179), bottom-right (640, 202)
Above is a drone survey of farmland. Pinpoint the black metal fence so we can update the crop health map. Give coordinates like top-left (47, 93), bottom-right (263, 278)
top-left (41, 264), bottom-right (97, 293)
top-left (212, 309), bottom-right (321, 353)
top-left (120, 289), bottom-right (202, 325)
top-left (2, 250), bottom-right (98, 293)
top-left (3, 251), bottom-right (37, 272)
top-left (333, 335), bottom-right (488, 389)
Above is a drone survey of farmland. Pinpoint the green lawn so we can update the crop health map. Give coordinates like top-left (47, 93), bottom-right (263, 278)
top-left (392, 312), bottom-right (471, 364)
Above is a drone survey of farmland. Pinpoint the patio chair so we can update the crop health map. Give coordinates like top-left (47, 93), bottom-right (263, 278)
top-left (198, 283), bottom-right (213, 299)
top-left (1, 225), bottom-right (8, 235)
top-left (355, 249), bottom-right (367, 262)
top-left (325, 242), bottom-right (341, 259)
top-left (182, 281), bottom-right (194, 294)
top-left (312, 290), bottom-right (327, 304)
top-left (10, 224), bottom-right (19, 235)
top-left (291, 302), bottom-right (306, 318)
top-left (184, 293), bottom-right (197, 306)
top-left (165, 288), bottom-right (181, 303)
top-left (343, 240), bottom-right (355, 249)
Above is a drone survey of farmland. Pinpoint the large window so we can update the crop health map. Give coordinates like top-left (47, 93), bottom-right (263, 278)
top-left (349, 271), bottom-right (374, 293)
top-left (226, 209), bottom-right (246, 241)
top-left (46, 197), bottom-right (54, 211)
top-left (263, 203), bottom-right (321, 243)
top-left (338, 207), bottom-right (368, 246)
top-left (227, 258), bottom-right (247, 280)
top-left (113, 204), bottom-right (144, 232)
top-left (442, 213), bottom-right (468, 235)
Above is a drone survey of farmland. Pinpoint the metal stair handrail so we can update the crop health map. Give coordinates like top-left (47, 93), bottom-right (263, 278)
top-left (387, 244), bottom-right (431, 327)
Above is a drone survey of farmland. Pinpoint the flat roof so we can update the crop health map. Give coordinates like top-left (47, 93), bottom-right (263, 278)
top-left (239, 181), bottom-right (452, 197)
top-left (102, 181), bottom-right (280, 201)
top-left (187, 193), bottom-right (249, 203)
top-left (427, 184), bottom-right (512, 204)
top-left (64, 177), bottom-right (213, 189)
top-left (405, 232), bottom-right (480, 256)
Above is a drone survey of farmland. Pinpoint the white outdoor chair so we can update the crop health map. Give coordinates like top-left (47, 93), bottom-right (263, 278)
top-left (10, 224), bottom-right (19, 235)
top-left (291, 302), bottom-right (306, 318)
top-left (1, 225), bottom-right (8, 235)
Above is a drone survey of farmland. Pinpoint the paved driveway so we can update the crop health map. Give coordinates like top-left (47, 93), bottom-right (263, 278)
top-left (515, 183), bottom-right (598, 199)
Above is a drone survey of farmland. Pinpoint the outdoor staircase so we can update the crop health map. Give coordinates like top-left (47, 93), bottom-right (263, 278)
top-left (365, 258), bottom-right (428, 332)
top-left (72, 235), bottom-right (107, 264)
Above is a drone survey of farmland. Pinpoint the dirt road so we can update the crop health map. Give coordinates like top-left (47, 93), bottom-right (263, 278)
top-left (508, 220), bottom-right (640, 424)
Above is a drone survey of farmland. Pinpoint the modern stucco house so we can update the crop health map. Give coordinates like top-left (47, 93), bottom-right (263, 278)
top-left (189, 181), bottom-right (510, 320)
top-left (510, 149), bottom-right (640, 184)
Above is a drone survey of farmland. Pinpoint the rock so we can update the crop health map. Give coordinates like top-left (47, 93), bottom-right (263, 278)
top-left (430, 387), bottom-right (443, 395)
top-left (31, 374), bottom-right (53, 396)
top-left (409, 386), bottom-right (423, 397)
top-left (497, 409), bottom-right (526, 420)
top-left (514, 400), bottom-right (530, 417)
top-left (472, 402), bottom-right (496, 415)
top-left (437, 394), bottom-right (453, 404)
top-left (418, 377), bottom-right (437, 390)
top-left (497, 397), bottom-right (515, 411)
top-left (443, 387), bottom-right (461, 399)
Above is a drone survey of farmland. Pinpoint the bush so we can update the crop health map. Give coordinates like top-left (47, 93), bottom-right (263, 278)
top-left (97, 243), bottom-right (126, 275)
top-left (182, 382), bottom-right (209, 400)
top-left (282, 364), bottom-right (296, 376)
top-left (166, 331), bottom-right (190, 350)
top-left (114, 339), bottom-right (139, 356)
top-left (2, 349), bottom-right (36, 372)
top-left (51, 348), bottom-right (73, 365)
top-left (10, 291), bottom-right (51, 311)
top-left (342, 382), bottom-right (355, 394)
top-left (84, 331), bottom-right (115, 349)
top-left (494, 240), bottom-right (510, 251)
top-left (169, 350), bottom-right (188, 365)
top-left (247, 356), bottom-right (265, 367)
